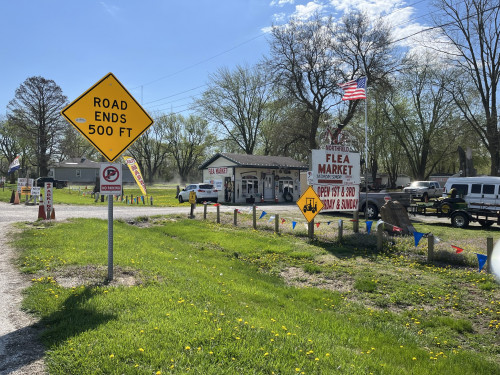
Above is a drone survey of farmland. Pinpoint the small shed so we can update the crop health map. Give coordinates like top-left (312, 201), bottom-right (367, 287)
top-left (48, 157), bottom-right (135, 184)
top-left (199, 153), bottom-right (308, 203)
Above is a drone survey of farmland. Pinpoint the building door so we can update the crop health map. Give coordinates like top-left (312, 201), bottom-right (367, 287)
top-left (263, 174), bottom-right (274, 200)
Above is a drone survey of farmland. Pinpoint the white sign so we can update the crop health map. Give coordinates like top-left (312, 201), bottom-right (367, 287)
top-left (311, 147), bottom-right (361, 213)
top-left (17, 178), bottom-right (27, 193)
top-left (44, 182), bottom-right (54, 218)
top-left (100, 163), bottom-right (122, 195)
top-left (31, 186), bottom-right (41, 196)
top-left (311, 147), bottom-right (360, 185)
top-left (208, 167), bottom-right (228, 175)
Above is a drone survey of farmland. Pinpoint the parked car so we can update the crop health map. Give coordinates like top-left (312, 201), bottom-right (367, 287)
top-left (403, 181), bottom-right (444, 201)
top-left (35, 177), bottom-right (68, 189)
top-left (178, 183), bottom-right (219, 203)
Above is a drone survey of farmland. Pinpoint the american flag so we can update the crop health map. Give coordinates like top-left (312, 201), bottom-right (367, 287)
top-left (339, 77), bottom-right (367, 100)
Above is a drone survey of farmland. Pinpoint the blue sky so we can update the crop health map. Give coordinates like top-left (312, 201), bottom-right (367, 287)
top-left (0, 0), bottom-right (431, 118)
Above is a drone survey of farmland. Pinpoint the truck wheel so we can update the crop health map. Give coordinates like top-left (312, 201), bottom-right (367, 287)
top-left (365, 203), bottom-right (378, 220)
top-left (421, 193), bottom-right (428, 202)
top-left (451, 212), bottom-right (469, 228)
top-left (178, 195), bottom-right (184, 203)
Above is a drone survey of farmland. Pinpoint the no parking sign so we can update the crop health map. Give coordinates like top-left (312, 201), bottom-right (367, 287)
top-left (100, 163), bottom-right (122, 195)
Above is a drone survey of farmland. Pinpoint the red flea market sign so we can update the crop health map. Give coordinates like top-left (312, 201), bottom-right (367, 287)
top-left (100, 163), bottom-right (122, 195)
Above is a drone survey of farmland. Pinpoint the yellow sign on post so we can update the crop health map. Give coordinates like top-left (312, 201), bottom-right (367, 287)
top-left (189, 191), bottom-right (197, 204)
top-left (61, 73), bottom-right (154, 162)
top-left (297, 186), bottom-right (324, 222)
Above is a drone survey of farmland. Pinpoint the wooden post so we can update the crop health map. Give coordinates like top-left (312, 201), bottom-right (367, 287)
top-left (352, 211), bottom-right (359, 233)
top-left (377, 221), bottom-right (384, 251)
top-left (308, 219), bottom-right (314, 240)
top-left (338, 219), bottom-right (343, 242)
top-left (275, 214), bottom-right (280, 234)
top-left (203, 203), bottom-right (208, 220)
top-left (216, 204), bottom-right (220, 224)
top-left (189, 203), bottom-right (195, 219)
top-left (253, 205), bottom-right (257, 230)
top-left (234, 209), bottom-right (238, 226)
top-left (487, 237), bottom-right (493, 273)
top-left (427, 234), bottom-right (434, 262)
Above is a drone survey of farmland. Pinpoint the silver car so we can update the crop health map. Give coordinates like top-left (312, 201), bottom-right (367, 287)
top-left (178, 183), bottom-right (219, 203)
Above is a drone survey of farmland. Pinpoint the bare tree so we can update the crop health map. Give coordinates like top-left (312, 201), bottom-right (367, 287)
top-left (7, 76), bottom-right (67, 176)
top-left (127, 114), bottom-right (170, 183)
top-left (382, 55), bottom-right (458, 179)
top-left (433, 0), bottom-right (500, 175)
top-left (196, 65), bottom-right (272, 154)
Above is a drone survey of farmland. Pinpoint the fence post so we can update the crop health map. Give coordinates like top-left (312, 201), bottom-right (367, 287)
top-left (216, 204), bottom-right (220, 224)
top-left (427, 234), bottom-right (434, 262)
top-left (203, 203), bottom-right (207, 220)
top-left (338, 219), bottom-right (343, 242)
top-left (275, 214), bottom-right (280, 234)
top-left (487, 237), bottom-right (493, 273)
top-left (376, 221), bottom-right (384, 251)
top-left (253, 205), bottom-right (257, 230)
top-left (352, 211), bottom-right (359, 233)
top-left (234, 209), bottom-right (238, 226)
top-left (308, 219), bottom-right (314, 240)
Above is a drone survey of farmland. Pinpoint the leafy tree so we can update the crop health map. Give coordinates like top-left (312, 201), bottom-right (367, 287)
top-left (196, 65), bottom-right (272, 154)
top-left (7, 76), bottom-right (68, 176)
top-left (164, 113), bottom-right (215, 183)
top-left (433, 0), bottom-right (500, 175)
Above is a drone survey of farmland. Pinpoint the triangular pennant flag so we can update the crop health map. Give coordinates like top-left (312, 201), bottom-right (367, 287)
top-left (350, 219), bottom-right (358, 222)
top-left (476, 253), bottom-right (488, 271)
top-left (366, 221), bottom-right (373, 234)
top-left (327, 221), bottom-right (332, 225)
top-left (213, 203), bottom-right (221, 207)
top-left (268, 215), bottom-right (275, 223)
top-left (451, 245), bottom-right (464, 254)
top-left (259, 211), bottom-right (267, 219)
top-left (281, 218), bottom-right (286, 224)
top-left (292, 221), bottom-right (297, 229)
top-left (393, 225), bottom-right (403, 232)
top-left (316, 222), bottom-right (320, 228)
top-left (413, 231), bottom-right (424, 247)
top-left (434, 236), bottom-right (441, 243)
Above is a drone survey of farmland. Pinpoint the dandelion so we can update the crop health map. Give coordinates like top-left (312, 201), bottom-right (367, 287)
top-left (156, 372), bottom-right (162, 375)
top-left (139, 348), bottom-right (144, 352)
top-left (109, 354), bottom-right (114, 358)
top-left (185, 346), bottom-right (191, 350)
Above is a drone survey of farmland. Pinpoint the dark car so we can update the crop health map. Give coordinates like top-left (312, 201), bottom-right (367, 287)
top-left (35, 177), bottom-right (68, 189)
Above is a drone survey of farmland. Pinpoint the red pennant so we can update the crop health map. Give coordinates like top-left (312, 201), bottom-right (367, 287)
top-left (281, 218), bottom-right (286, 224)
top-left (213, 203), bottom-right (220, 207)
top-left (451, 245), bottom-right (464, 254)
top-left (350, 219), bottom-right (358, 222)
top-left (316, 222), bottom-right (320, 228)
top-left (393, 226), bottom-right (403, 232)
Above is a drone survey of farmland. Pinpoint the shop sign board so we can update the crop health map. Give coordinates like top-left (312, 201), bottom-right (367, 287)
top-left (311, 147), bottom-right (361, 212)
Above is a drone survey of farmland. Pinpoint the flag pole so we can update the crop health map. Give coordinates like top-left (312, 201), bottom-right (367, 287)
top-left (364, 80), bottom-right (368, 219)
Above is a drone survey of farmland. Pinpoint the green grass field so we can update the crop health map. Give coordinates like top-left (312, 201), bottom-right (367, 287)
top-left (12, 213), bottom-right (500, 374)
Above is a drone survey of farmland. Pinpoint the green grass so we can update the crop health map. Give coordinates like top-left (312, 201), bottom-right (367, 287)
top-left (12, 215), bottom-right (500, 374)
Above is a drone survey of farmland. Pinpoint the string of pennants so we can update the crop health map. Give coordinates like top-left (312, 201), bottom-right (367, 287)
top-left (224, 204), bottom-right (488, 272)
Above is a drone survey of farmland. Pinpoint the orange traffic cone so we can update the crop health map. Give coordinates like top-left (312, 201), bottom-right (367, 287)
top-left (13, 191), bottom-right (20, 205)
top-left (50, 207), bottom-right (56, 220)
top-left (38, 204), bottom-right (47, 220)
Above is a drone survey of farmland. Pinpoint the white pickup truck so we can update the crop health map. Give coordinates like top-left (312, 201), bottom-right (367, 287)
top-left (403, 181), bottom-right (444, 201)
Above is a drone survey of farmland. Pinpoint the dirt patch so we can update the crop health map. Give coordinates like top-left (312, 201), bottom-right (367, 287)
top-left (280, 266), bottom-right (353, 293)
top-left (47, 265), bottom-right (142, 288)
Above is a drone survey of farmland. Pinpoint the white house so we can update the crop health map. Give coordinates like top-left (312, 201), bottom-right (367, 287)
top-left (199, 153), bottom-right (308, 203)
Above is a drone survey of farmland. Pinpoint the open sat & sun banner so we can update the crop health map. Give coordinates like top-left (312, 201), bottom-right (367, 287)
top-left (123, 156), bottom-right (147, 195)
top-left (311, 147), bottom-right (361, 212)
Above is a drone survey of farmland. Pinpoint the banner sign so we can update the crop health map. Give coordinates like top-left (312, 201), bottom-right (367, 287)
top-left (44, 182), bottom-right (53, 218)
top-left (208, 167), bottom-right (228, 175)
top-left (123, 156), bottom-right (147, 195)
top-left (311, 147), bottom-right (361, 213)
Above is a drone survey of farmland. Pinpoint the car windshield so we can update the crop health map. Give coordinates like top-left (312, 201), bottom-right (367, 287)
top-left (410, 181), bottom-right (429, 187)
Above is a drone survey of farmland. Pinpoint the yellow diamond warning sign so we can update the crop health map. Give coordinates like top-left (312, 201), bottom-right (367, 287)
top-left (297, 186), bottom-right (324, 222)
top-left (61, 73), bottom-right (154, 162)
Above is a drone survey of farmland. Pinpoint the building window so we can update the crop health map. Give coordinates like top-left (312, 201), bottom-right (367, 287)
top-left (278, 177), bottom-right (293, 193)
top-left (76, 169), bottom-right (81, 178)
top-left (241, 175), bottom-right (258, 196)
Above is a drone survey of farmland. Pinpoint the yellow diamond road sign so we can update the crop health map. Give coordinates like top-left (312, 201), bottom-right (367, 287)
top-left (297, 186), bottom-right (324, 222)
top-left (61, 73), bottom-right (154, 162)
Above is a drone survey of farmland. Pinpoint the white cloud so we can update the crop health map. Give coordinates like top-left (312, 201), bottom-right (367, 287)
top-left (273, 12), bottom-right (288, 23)
top-left (100, 2), bottom-right (120, 18)
top-left (270, 0), bottom-right (295, 7)
top-left (294, 1), bottom-right (325, 20)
